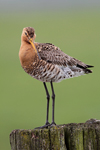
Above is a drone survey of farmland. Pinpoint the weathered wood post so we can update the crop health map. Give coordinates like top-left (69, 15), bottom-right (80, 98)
top-left (10, 119), bottom-right (100, 150)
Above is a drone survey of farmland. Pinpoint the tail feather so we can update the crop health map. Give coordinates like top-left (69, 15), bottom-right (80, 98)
top-left (86, 65), bottom-right (94, 68)
top-left (77, 64), bottom-right (94, 69)
top-left (77, 64), bottom-right (94, 74)
top-left (85, 65), bottom-right (94, 74)
top-left (84, 68), bottom-right (92, 74)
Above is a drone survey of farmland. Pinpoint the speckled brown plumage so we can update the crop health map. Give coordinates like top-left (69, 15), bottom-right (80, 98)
top-left (36, 42), bottom-right (91, 68)
top-left (19, 27), bottom-right (93, 83)
top-left (19, 27), bottom-right (93, 128)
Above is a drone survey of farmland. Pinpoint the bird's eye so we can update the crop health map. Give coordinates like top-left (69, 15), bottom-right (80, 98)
top-left (25, 32), bottom-right (28, 36)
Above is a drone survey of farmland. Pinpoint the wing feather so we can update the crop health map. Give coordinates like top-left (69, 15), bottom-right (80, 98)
top-left (35, 43), bottom-right (93, 70)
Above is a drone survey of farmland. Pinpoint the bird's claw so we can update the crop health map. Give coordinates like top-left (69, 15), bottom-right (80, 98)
top-left (35, 122), bottom-right (56, 129)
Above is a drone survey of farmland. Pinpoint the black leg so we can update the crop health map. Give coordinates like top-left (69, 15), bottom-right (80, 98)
top-left (35, 82), bottom-right (50, 129)
top-left (43, 82), bottom-right (50, 125)
top-left (50, 81), bottom-right (56, 126)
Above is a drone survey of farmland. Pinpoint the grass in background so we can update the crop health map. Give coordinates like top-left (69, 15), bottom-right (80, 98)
top-left (0, 10), bottom-right (100, 150)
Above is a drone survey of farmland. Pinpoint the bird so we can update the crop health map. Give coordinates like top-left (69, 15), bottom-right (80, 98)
top-left (19, 27), bottom-right (93, 128)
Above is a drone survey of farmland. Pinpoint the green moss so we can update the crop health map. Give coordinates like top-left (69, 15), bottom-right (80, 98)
top-left (10, 121), bottom-right (100, 150)
top-left (50, 125), bottom-right (67, 150)
top-left (83, 124), bottom-right (97, 150)
top-left (19, 130), bottom-right (31, 150)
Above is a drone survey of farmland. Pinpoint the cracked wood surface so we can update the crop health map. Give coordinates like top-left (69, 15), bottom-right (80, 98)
top-left (10, 119), bottom-right (100, 150)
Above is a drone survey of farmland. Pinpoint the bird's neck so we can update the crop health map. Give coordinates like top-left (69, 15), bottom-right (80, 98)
top-left (19, 40), bottom-right (38, 67)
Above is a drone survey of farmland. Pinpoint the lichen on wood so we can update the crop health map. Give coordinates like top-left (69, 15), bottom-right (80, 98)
top-left (10, 119), bottom-right (100, 150)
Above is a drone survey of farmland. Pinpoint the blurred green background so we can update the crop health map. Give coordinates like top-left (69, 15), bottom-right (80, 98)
top-left (0, 0), bottom-right (100, 149)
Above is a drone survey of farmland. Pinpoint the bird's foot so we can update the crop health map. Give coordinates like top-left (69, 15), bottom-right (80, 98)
top-left (35, 122), bottom-right (50, 129)
top-left (49, 121), bottom-right (56, 127)
top-left (35, 122), bottom-right (56, 129)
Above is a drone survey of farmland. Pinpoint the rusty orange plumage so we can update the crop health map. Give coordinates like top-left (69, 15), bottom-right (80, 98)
top-left (19, 27), bottom-right (93, 128)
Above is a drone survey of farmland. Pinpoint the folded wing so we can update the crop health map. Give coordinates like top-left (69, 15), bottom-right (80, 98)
top-left (36, 43), bottom-right (93, 74)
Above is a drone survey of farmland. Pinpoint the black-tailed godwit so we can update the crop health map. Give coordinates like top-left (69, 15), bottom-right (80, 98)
top-left (19, 27), bottom-right (93, 128)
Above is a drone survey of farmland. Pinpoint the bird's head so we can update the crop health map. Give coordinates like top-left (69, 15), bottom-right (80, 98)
top-left (21, 27), bottom-right (41, 59)
top-left (21, 27), bottom-right (36, 43)
top-left (21, 27), bottom-right (38, 53)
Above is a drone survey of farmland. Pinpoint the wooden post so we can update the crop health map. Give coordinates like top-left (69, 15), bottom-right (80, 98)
top-left (10, 119), bottom-right (100, 150)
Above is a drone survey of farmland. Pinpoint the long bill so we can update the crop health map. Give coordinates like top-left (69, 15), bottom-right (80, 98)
top-left (29, 38), bottom-right (41, 60)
